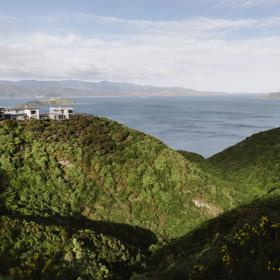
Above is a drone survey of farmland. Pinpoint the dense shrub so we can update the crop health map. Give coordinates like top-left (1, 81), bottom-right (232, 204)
top-left (1, 117), bottom-right (279, 279)
top-left (136, 195), bottom-right (280, 280)
top-left (0, 116), bottom-right (234, 239)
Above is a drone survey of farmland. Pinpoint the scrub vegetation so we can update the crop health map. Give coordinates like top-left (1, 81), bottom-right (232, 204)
top-left (133, 193), bottom-right (280, 280)
top-left (0, 116), bottom-right (279, 279)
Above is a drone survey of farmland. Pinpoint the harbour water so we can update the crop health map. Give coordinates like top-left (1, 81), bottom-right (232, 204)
top-left (1, 95), bottom-right (280, 157)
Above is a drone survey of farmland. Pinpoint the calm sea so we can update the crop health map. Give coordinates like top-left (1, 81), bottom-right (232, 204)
top-left (1, 95), bottom-right (280, 157)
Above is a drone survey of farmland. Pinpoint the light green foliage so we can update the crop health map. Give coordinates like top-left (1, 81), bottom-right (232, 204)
top-left (0, 116), bottom-right (232, 239)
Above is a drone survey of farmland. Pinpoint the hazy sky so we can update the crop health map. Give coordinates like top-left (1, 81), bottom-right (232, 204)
top-left (1, 0), bottom-right (280, 92)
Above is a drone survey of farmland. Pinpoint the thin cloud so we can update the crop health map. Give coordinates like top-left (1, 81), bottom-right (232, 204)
top-left (1, 15), bottom-right (280, 92)
top-left (59, 13), bottom-right (280, 34)
top-left (1, 31), bottom-right (280, 92)
top-left (217, 0), bottom-right (280, 7)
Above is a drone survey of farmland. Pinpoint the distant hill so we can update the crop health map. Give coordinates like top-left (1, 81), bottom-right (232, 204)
top-left (20, 98), bottom-right (75, 107)
top-left (209, 127), bottom-right (280, 196)
top-left (0, 80), bottom-right (226, 97)
top-left (267, 92), bottom-right (280, 98)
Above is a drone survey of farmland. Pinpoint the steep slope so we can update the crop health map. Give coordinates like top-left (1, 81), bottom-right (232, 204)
top-left (1, 120), bottom-right (280, 280)
top-left (178, 150), bottom-right (247, 205)
top-left (0, 116), bottom-right (234, 239)
top-left (134, 192), bottom-right (280, 280)
top-left (209, 127), bottom-right (280, 196)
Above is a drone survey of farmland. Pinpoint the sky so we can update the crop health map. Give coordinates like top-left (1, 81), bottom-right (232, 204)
top-left (1, 0), bottom-right (280, 92)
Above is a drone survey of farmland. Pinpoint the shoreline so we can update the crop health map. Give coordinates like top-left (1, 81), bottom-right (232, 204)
top-left (0, 94), bottom-right (260, 99)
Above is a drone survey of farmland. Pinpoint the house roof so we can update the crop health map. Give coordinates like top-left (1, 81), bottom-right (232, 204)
top-left (49, 107), bottom-right (74, 110)
top-left (14, 106), bottom-right (39, 110)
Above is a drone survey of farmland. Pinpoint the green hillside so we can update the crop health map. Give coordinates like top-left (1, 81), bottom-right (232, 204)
top-left (209, 128), bottom-right (280, 196)
top-left (133, 193), bottom-right (280, 280)
top-left (0, 117), bottom-right (234, 240)
top-left (1, 118), bottom-right (280, 279)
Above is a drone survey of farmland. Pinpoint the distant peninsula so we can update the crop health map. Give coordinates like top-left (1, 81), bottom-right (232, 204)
top-left (267, 92), bottom-right (280, 99)
top-left (0, 80), bottom-right (229, 98)
top-left (19, 98), bottom-right (75, 107)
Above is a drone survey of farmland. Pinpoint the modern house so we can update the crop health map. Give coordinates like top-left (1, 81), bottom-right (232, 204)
top-left (24, 108), bottom-right (40, 119)
top-left (0, 106), bottom-right (75, 121)
top-left (0, 108), bottom-right (5, 120)
top-left (49, 107), bottom-right (74, 120)
top-left (2, 107), bottom-right (40, 120)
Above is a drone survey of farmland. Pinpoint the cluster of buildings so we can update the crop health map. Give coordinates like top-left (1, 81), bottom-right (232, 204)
top-left (0, 107), bottom-right (75, 121)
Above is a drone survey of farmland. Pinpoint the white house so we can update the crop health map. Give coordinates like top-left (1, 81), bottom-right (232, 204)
top-left (49, 107), bottom-right (74, 120)
top-left (24, 108), bottom-right (40, 119)
top-left (2, 107), bottom-right (40, 120)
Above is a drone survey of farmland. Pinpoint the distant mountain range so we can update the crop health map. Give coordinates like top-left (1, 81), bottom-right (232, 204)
top-left (267, 92), bottom-right (280, 98)
top-left (0, 80), bottom-right (229, 97)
